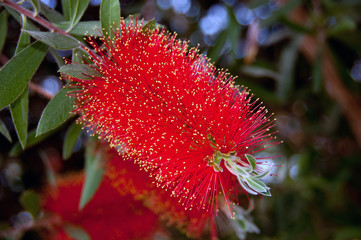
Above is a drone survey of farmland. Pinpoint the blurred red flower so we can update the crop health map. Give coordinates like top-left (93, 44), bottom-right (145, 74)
top-left (67, 18), bottom-right (278, 215)
top-left (41, 173), bottom-right (161, 240)
top-left (105, 148), bottom-right (212, 238)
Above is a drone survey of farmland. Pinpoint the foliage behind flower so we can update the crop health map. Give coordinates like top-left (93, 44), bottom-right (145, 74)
top-left (66, 18), bottom-right (279, 215)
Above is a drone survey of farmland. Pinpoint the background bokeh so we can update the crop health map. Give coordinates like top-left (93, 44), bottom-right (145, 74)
top-left (1, 0), bottom-right (361, 239)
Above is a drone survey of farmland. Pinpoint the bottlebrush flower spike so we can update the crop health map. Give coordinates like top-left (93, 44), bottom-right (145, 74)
top-left (65, 18), bottom-right (279, 215)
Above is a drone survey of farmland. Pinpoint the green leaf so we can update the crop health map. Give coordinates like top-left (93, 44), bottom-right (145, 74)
top-left (15, 15), bottom-right (31, 54)
top-left (241, 66), bottom-right (279, 80)
top-left (23, 30), bottom-right (80, 50)
top-left (235, 166), bottom-right (251, 177)
top-left (63, 123), bottom-right (82, 159)
top-left (207, 30), bottom-right (228, 63)
top-left (10, 87), bottom-right (29, 149)
top-left (36, 86), bottom-right (74, 137)
top-left (62, 0), bottom-right (70, 21)
top-left (100, 0), bottom-right (121, 40)
top-left (3, 6), bottom-right (38, 31)
top-left (245, 154), bottom-right (257, 170)
top-left (254, 166), bottom-right (272, 179)
top-left (72, 48), bottom-right (82, 63)
top-left (70, 21), bottom-right (101, 37)
top-left (329, 17), bottom-right (357, 35)
top-left (238, 176), bottom-right (258, 195)
top-left (278, 16), bottom-right (314, 34)
top-left (49, 48), bottom-right (66, 68)
top-left (312, 48), bottom-right (322, 92)
top-left (64, 224), bottom-right (90, 240)
top-left (39, 2), bottom-right (65, 23)
top-left (0, 41), bottom-right (48, 110)
top-left (10, 129), bottom-right (53, 156)
top-left (142, 19), bottom-right (156, 31)
top-left (30, 0), bottom-right (41, 17)
top-left (20, 190), bottom-right (41, 218)
top-left (66, 0), bottom-right (90, 32)
top-left (39, 150), bottom-right (57, 186)
top-left (0, 11), bottom-right (8, 53)
top-left (79, 141), bottom-right (105, 210)
top-left (0, 119), bottom-right (12, 143)
top-left (276, 35), bottom-right (301, 103)
top-left (10, 15), bottom-right (31, 149)
top-left (244, 177), bottom-right (268, 193)
top-left (58, 64), bottom-right (103, 79)
top-left (72, 48), bottom-right (92, 64)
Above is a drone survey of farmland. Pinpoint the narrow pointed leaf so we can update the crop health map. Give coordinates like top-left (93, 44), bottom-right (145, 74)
top-left (79, 144), bottom-right (105, 210)
top-left (49, 48), bottom-right (65, 67)
top-left (10, 87), bottom-right (29, 149)
top-left (100, 0), bottom-right (121, 40)
top-left (312, 48), bottom-right (322, 92)
top-left (0, 119), bottom-right (12, 143)
top-left (39, 150), bottom-right (57, 186)
top-left (10, 129), bottom-right (53, 156)
top-left (71, 47), bottom-right (91, 64)
top-left (142, 19), bottom-right (156, 31)
top-left (70, 21), bottom-right (101, 37)
top-left (63, 123), bottom-right (82, 159)
top-left (23, 30), bottom-right (80, 50)
top-left (238, 176), bottom-right (258, 195)
top-left (64, 224), bottom-right (90, 240)
top-left (62, 0), bottom-right (70, 20)
top-left (30, 0), bottom-right (40, 16)
top-left (0, 11), bottom-right (8, 53)
top-left (244, 177), bottom-right (268, 194)
top-left (249, 177), bottom-right (269, 189)
top-left (72, 48), bottom-right (82, 63)
top-left (0, 41), bottom-right (48, 110)
top-left (67, 0), bottom-right (90, 32)
top-left (15, 15), bottom-right (31, 54)
top-left (254, 165), bottom-right (272, 179)
top-left (276, 35), bottom-right (301, 103)
top-left (36, 86), bottom-right (74, 137)
top-left (39, 2), bottom-right (65, 23)
top-left (58, 64), bottom-right (103, 79)
top-left (20, 190), bottom-right (41, 218)
top-left (10, 15), bottom-right (31, 149)
top-left (235, 166), bottom-right (250, 177)
top-left (3, 6), bottom-right (38, 31)
top-left (261, 188), bottom-right (272, 197)
top-left (245, 154), bottom-right (256, 170)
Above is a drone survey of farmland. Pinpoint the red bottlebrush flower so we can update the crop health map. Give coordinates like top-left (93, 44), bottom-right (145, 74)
top-left (41, 173), bottom-right (161, 240)
top-left (105, 148), bottom-right (212, 238)
top-left (67, 18), bottom-right (278, 215)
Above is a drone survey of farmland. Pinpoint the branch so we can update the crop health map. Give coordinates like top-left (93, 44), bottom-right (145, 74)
top-left (2, 0), bottom-right (87, 49)
top-left (29, 82), bottom-right (54, 100)
top-left (2, 0), bottom-right (68, 35)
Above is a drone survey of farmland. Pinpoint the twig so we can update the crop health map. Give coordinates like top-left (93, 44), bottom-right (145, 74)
top-left (2, 0), bottom-right (87, 49)
top-left (2, 0), bottom-right (68, 35)
top-left (29, 82), bottom-right (54, 100)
